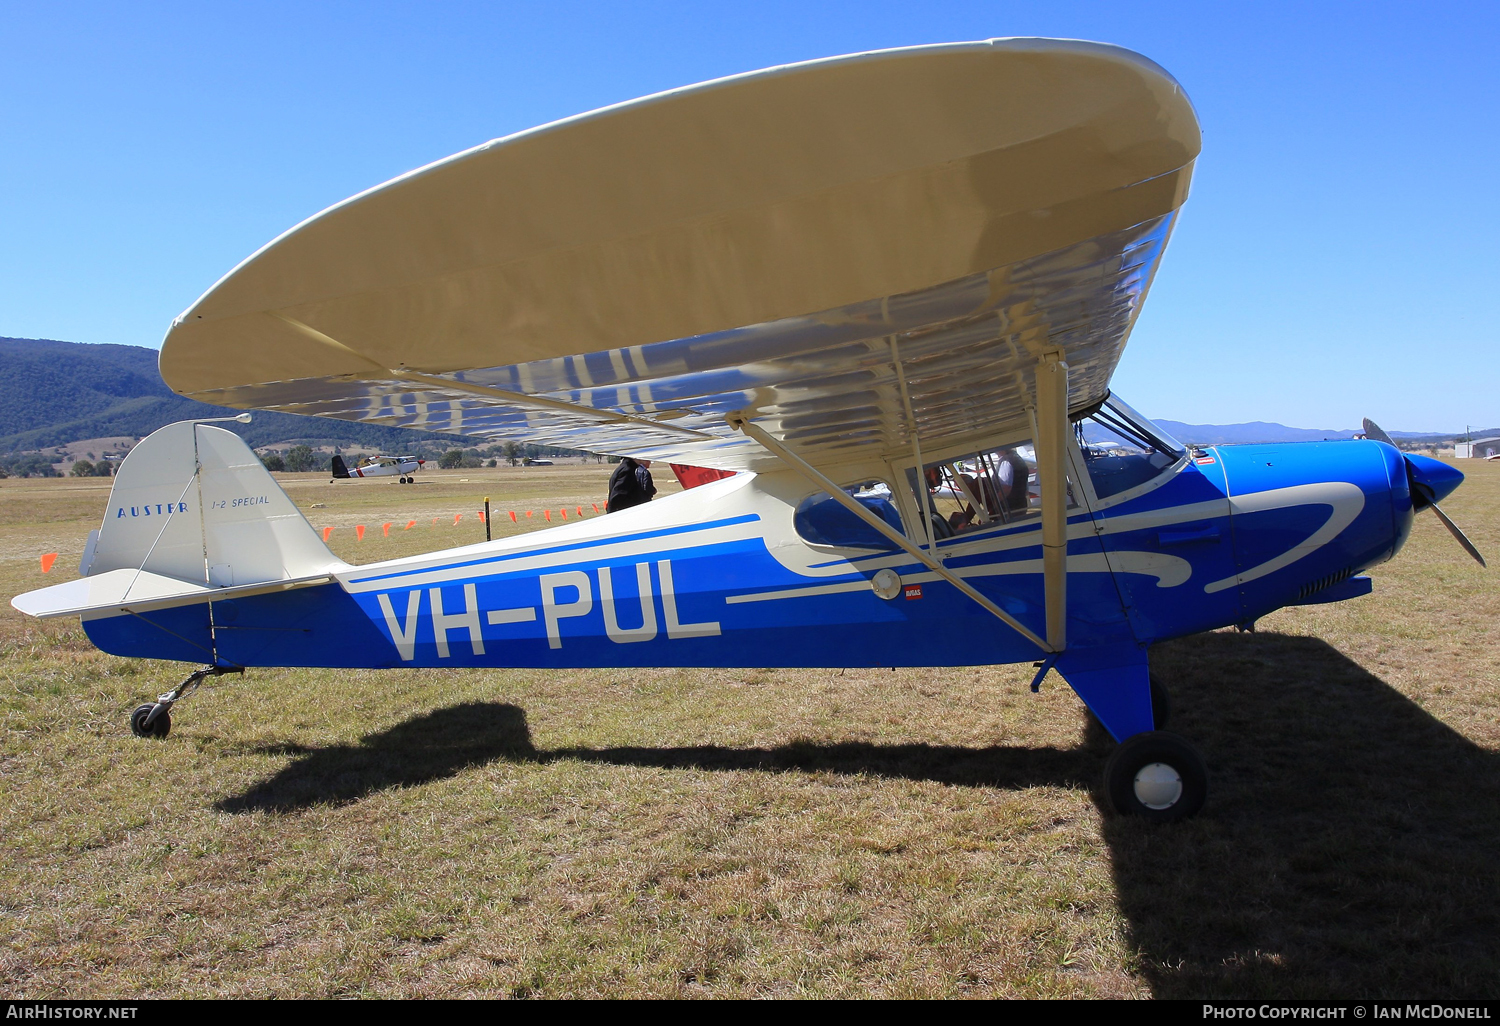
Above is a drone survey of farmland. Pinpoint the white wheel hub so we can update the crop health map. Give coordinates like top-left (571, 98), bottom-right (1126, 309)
top-left (1133, 762), bottom-right (1183, 809)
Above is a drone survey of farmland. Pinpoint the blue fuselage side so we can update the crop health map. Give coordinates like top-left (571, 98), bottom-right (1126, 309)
top-left (82, 440), bottom-right (1425, 670)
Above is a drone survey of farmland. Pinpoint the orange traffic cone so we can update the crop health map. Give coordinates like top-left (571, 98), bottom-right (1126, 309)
top-left (322, 527), bottom-right (334, 542)
top-left (509, 511), bottom-right (517, 523)
top-left (560, 508), bottom-right (567, 519)
top-left (355, 525), bottom-right (366, 541)
top-left (592, 503), bottom-right (600, 513)
top-left (405, 520), bottom-right (416, 530)
top-left (40, 553), bottom-right (57, 573)
top-left (382, 522), bottom-right (391, 537)
top-left (544, 510), bottom-right (551, 521)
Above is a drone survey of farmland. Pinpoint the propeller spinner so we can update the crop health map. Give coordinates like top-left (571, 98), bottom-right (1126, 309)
top-left (1363, 418), bottom-right (1486, 567)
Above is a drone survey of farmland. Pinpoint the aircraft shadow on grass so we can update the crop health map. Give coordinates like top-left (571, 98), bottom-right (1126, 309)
top-left (218, 630), bottom-right (1500, 996)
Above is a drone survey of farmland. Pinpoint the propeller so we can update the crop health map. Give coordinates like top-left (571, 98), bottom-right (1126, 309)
top-left (1364, 418), bottom-right (1486, 567)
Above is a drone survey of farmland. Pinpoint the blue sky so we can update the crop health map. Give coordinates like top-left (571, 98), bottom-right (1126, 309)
top-left (2, 1), bottom-right (1496, 431)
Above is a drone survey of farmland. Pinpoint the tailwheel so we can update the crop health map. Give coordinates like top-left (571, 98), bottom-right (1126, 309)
top-left (127, 664), bottom-right (242, 740)
top-left (130, 703), bottom-right (170, 739)
top-left (1104, 730), bottom-right (1207, 822)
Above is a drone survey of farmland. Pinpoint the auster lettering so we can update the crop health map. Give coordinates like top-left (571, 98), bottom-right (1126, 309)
top-left (115, 502), bottom-right (187, 518)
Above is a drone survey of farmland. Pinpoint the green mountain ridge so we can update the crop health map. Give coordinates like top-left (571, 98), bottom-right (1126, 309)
top-left (0, 337), bottom-right (470, 452)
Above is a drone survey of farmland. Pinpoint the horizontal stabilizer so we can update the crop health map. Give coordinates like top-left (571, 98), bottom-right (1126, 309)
top-left (12, 568), bottom-right (335, 620)
top-left (10, 418), bottom-right (349, 623)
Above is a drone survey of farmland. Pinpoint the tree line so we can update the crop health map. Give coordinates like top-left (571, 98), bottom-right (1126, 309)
top-left (258, 440), bottom-right (608, 473)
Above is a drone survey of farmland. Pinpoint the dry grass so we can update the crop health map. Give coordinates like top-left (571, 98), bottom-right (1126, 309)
top-left (0, 460), bottom-right (1496, 998)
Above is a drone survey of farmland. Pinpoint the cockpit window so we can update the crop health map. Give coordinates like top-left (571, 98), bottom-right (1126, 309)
top-left (1075, 395), bottom-right (1185, 499)
top-left (904, 441), bottom-right (1077, 541)
top-left (793, 481), bottom-right (905, 549)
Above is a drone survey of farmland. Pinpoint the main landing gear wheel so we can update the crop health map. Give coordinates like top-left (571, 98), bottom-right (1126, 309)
top-left (130, 703), bottom-right (170, 739)
top-left (1104, 731), bottom-right (1207, 822)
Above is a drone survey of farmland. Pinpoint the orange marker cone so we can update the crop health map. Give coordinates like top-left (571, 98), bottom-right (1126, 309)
top-left (577, 506), bottom-right (583, 517)
top-left (544, 510), bottom-right (551, 521)
top-left (508, 511), bottom-right (517, 523)
top-left (40, 553), bottom-right (57, 573)
top-left (432, 518), bottom-right (438, 526)
top-left (454, 513), bottom-right (463, 524)
top-left (382, 522), bottom-right (391, 537)
top-left (592, 503), bottom-right (600, 513)
top-left (322, 527), bottom-right (334, 542)
top-left (560, 508), bottom-right (567, 519)
top-left (355, 525), bottom-right (366, 541)
top-left (526, 511), bottom-right (533, 518)
top-left (405, 520), bottom-right (416, 530)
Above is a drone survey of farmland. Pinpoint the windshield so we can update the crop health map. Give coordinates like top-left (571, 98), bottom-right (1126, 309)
top-left (1074, 395), bottom-right (1185, 500)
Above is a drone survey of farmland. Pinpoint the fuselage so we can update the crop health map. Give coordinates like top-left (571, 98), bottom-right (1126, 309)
top-left (83, 435), bottom-right (1420, 671)
top-left (350, 457), bottom-right (422, 478)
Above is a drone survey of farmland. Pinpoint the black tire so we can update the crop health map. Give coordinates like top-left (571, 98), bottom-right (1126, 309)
top-left (1149, 674), bottom-right (1171, 730)
top-left (129, 703), bottom-right (170, 739)
top-left (1104, 730), bottom-right (1206, 822)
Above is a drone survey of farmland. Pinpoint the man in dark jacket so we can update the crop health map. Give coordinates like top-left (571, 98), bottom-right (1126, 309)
top-left (605, 457), bottom-right (656, 512)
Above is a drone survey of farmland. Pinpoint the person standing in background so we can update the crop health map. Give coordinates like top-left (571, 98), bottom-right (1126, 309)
top-left (605, 457), bottom-right (656, 512)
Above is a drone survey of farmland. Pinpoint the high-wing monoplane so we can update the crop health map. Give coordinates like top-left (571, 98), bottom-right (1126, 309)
top-left (12, 39), bottom-right (1485, 821)
top-left (330, 454), bottom-right (425, 483)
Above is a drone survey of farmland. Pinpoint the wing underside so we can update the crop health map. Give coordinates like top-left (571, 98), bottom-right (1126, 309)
top-left (160, 39), bottom-right (1199, 472)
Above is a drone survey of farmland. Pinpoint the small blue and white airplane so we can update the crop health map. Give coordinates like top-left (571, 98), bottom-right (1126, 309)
top-left (11, 39), bottom-right (1484, 821)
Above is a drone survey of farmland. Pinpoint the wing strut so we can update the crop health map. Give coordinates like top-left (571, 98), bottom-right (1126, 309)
top-left (888, 338), bottom-right (939, 554)
top-left (1034, 351), bottom-right (1069, 651)
top-left (727, 413), bottom-right (1055, 654)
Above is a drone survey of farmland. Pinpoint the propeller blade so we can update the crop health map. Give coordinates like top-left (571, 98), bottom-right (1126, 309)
top-left (1362, 418), bottom-right (1396, 447)
top-left (1428, 501), bottom-right (1487, 567)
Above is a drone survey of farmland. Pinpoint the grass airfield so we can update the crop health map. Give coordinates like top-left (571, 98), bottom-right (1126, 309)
top-left (0, 460), bottom-right (1496, 999)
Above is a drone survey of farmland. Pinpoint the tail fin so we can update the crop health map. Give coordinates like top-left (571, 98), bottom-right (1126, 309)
top-left (331, 454), bottom-right (350, 478)
top-left (13, 421), bottom-right (346, 618)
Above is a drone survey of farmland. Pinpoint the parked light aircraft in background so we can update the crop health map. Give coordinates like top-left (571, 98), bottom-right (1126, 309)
top-left (330, 454), bottom-right (425, 483)
top-left (11, 39), bottom-right (1485, 821)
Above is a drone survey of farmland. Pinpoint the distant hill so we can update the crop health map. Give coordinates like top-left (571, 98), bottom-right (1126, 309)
top-left (1155, 420), bottom-right (1356, 445)
top-left (0, 337), bottom-right (468, 452)
top-left (1155, 419), bottom-right (1496, 446)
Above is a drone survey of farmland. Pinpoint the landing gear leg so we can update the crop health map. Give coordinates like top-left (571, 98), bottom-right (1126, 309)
top-left (1149, 673), bottom-right (1171, 730)
top-left (129, 664), bottom-right (243, 739)
top-left (1053, 642), bottom-right (1208, 821)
